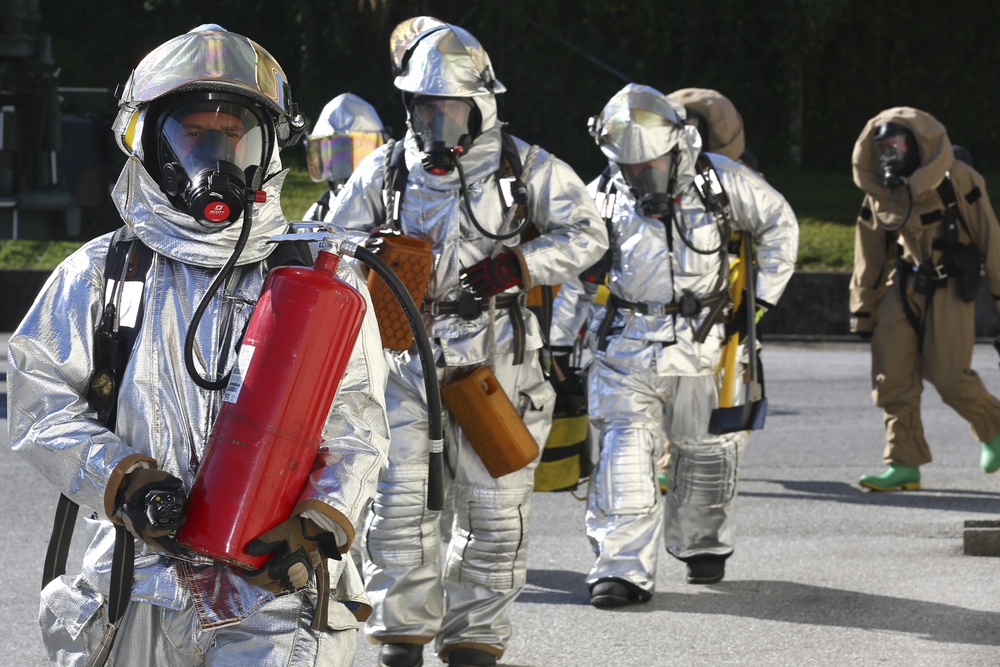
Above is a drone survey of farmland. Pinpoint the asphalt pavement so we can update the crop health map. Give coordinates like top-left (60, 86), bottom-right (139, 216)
top-left (2, 336), bottom-right (999, 666)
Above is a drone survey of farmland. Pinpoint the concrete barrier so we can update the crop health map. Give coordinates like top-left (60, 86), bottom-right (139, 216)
top-left (2, 268), bottom-right (999, 339)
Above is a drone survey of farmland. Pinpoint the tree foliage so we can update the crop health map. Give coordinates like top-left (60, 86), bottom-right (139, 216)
top-left (39, 0), bottom-right (1000, 178)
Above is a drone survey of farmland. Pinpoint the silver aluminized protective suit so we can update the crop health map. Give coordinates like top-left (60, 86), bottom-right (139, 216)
top-left (302, 93), bottom-right (386, 222)
top-left (8, 150), bottom-right (390, 667)
top-left (326, 119), bottom-right (607, 658)
top-left (551, 85), bottom-right (797, 596)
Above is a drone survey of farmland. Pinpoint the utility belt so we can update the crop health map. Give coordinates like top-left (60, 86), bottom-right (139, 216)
top-left (899, 258), bottom-right (949, 296)
top-left (597, 290), bottom-right (729, 351)
top-left (424, 292), bottom-right (528, 365)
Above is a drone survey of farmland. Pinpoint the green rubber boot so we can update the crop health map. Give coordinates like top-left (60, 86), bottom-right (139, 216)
top-left (657, 472), bottom-right (669, 495)
top-left (858, 464), bottom-right (921, 491)
top-left (981, 433), bottom-right (1000, 473)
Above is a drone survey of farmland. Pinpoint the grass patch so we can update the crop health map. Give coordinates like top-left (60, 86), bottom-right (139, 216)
top-left (280, 169), bottom-right (329, 222)
top-left (0, 240), bottom-right (87, 270)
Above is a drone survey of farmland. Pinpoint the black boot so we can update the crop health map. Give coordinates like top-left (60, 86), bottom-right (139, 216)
top-left (686, 557), bottom-right (726, 584)
top-left (447, 647), bottom-right (497, 666)
top-left (379, 642), bottom-right (424, 667)
top-left (589, 578), bottom-right (632, 608)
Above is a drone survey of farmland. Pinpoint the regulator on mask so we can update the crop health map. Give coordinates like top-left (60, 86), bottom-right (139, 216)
top-left (152, 92), bottom-right (272, 225)
top-left (874, 122), bottom-right (920, 190)
top-left (620, 149), bottom-right (678, 219)
top-left (408, 94), bottom-right (480, 175)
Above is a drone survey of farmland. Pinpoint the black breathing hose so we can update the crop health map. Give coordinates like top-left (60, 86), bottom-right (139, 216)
top-left (184, 200), bottom-right (253, 391)
top-left (455, 158), bottom-right (527, 241)
top-left (350, 244), bottom-right (445, 511)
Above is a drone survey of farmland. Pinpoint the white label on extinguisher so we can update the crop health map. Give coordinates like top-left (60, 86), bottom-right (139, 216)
top-left (223, 344), bottom-right (256, 404)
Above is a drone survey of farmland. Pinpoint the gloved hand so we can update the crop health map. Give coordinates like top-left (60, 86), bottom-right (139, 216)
top-left (460, 252), bottom-right (522, 299)
top-left (115, 468), bottom-right (187, 555)
top-left (855, 331), bottom-right (873, 341)
top-left (362, 225), bottom-right (402, 255)
top-left (245, 516), bottom-right (341, 593)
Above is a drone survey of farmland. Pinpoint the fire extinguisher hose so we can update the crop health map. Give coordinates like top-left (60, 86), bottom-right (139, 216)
top-left (350, 244), bottom-right (445, 511)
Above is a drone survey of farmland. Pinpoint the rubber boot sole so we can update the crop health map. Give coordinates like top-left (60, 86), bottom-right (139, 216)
top-left (859, 479), bottom-right (920, 492)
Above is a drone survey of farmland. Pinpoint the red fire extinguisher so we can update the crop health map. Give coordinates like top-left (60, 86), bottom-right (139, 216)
top-left (177, 248), bottom-right (366, 570)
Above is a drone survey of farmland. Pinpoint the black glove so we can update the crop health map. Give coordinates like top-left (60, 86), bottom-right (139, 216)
top-left (362, 225), bottom-right (402, 254)
top-left (724, 302), bottom-right (765, 342)
top-left (855, 331), bottom-right (873, 341)
top-left (460, 252), bottom-right (523, 299)
top-left (115, 468), bottom-right (187, 554)
top-left (245, 516), bottom-right (341, 593)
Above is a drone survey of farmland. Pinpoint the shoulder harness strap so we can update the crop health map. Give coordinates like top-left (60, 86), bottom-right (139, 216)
top-left (381, 139), bottom-right (408, 230)
top-left (936, 171), bottom-right (971, 246)
top-left (46, 226), bottom-right (154, 667)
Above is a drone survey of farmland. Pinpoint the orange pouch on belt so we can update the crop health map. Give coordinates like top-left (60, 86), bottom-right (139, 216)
top-left (440, 366), bottom-right (540, 478)
top-left (367, 235), bottom-right (434, 351)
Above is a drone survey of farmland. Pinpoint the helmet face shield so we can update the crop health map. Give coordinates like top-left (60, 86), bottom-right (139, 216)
top-left (114, 25), bottom-right (306, 161)
top-left (620, 151), bottom-right (677, 219)
top-left (305, 130), bottom-right (384, 183)
top-left (390, 18), bottom-right (505, 97)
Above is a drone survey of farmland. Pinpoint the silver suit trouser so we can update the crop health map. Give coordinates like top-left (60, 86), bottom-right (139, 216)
top-left (363, 351), bottom-right (554, 658)
top-left (39, 574), bottom-right (359, 666)
top-left (586, 359), bottom-right (746, 594)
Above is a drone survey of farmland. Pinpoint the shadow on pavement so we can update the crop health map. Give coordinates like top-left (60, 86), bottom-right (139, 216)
top-left (521, 569), bottom-right (589, 605)
top-left (649, 579), bottom-right (1000, 648)
top-left (522, 569), bottom-right (1000, 648)
top-left (740, 479), bottom-right (1000, 513)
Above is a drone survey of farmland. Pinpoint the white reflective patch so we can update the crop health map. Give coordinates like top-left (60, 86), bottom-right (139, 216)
top-left (105, 278), bottom-right (144, 329)
top-left (223, 344), bottom-right (256, 404)
top-left (499, 177), bottom-right (515, 208)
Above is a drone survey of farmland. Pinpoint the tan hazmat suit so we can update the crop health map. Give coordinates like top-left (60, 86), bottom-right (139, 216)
top-left (850, 106), bottom-right (1000, 466)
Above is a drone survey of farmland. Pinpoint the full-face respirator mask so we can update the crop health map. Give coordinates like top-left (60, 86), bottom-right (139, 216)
top-left (619, 149), bottom-right (678, 220)
top-left (151, 92), bottom-right (273, 225)
top-left (407, 94), bottom-right (481, 175)
top-left (874, 122), bottom-right (920, 191)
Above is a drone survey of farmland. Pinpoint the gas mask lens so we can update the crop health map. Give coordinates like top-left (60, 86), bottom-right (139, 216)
top-left (157, 98), bottom-right (268, 224)
top-left (160, 101), bottom-right (263, 177)
top-left (305, 131), bottom-right (384, 183)
top-left (873, 123), bottom-right (919, 191)
top-left (621, 152), bottom-right (676, 219)
top-left (876, 134), bottom-right (909, 188)
top-left (410, 96), bottom-right (475, 174)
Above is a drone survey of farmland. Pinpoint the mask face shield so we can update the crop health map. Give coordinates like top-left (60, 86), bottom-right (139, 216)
top-left (305, 130), bottom-right (385, 183)
top-left (620, 151), bottom-right (677, 219)
top-left (154, 94), bottom-right (272, 225)
top-left (874, 123), bottom-right (919, 190)
top-left (409, 95), bottom-right (478, 174)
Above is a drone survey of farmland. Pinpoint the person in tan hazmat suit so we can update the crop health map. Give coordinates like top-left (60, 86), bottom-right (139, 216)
top-left (850, 106), bottom-right (1000, 491)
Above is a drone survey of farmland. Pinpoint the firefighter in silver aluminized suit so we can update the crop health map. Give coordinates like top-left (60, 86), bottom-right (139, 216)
top-left (326, 17), bottom-right (607, 667)
top-left (550, 84), bottom-right (797, 607)
top-left (7, 25), bottom-right (390, 666)
top-left (302, 92), bottom-right (387, 222)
